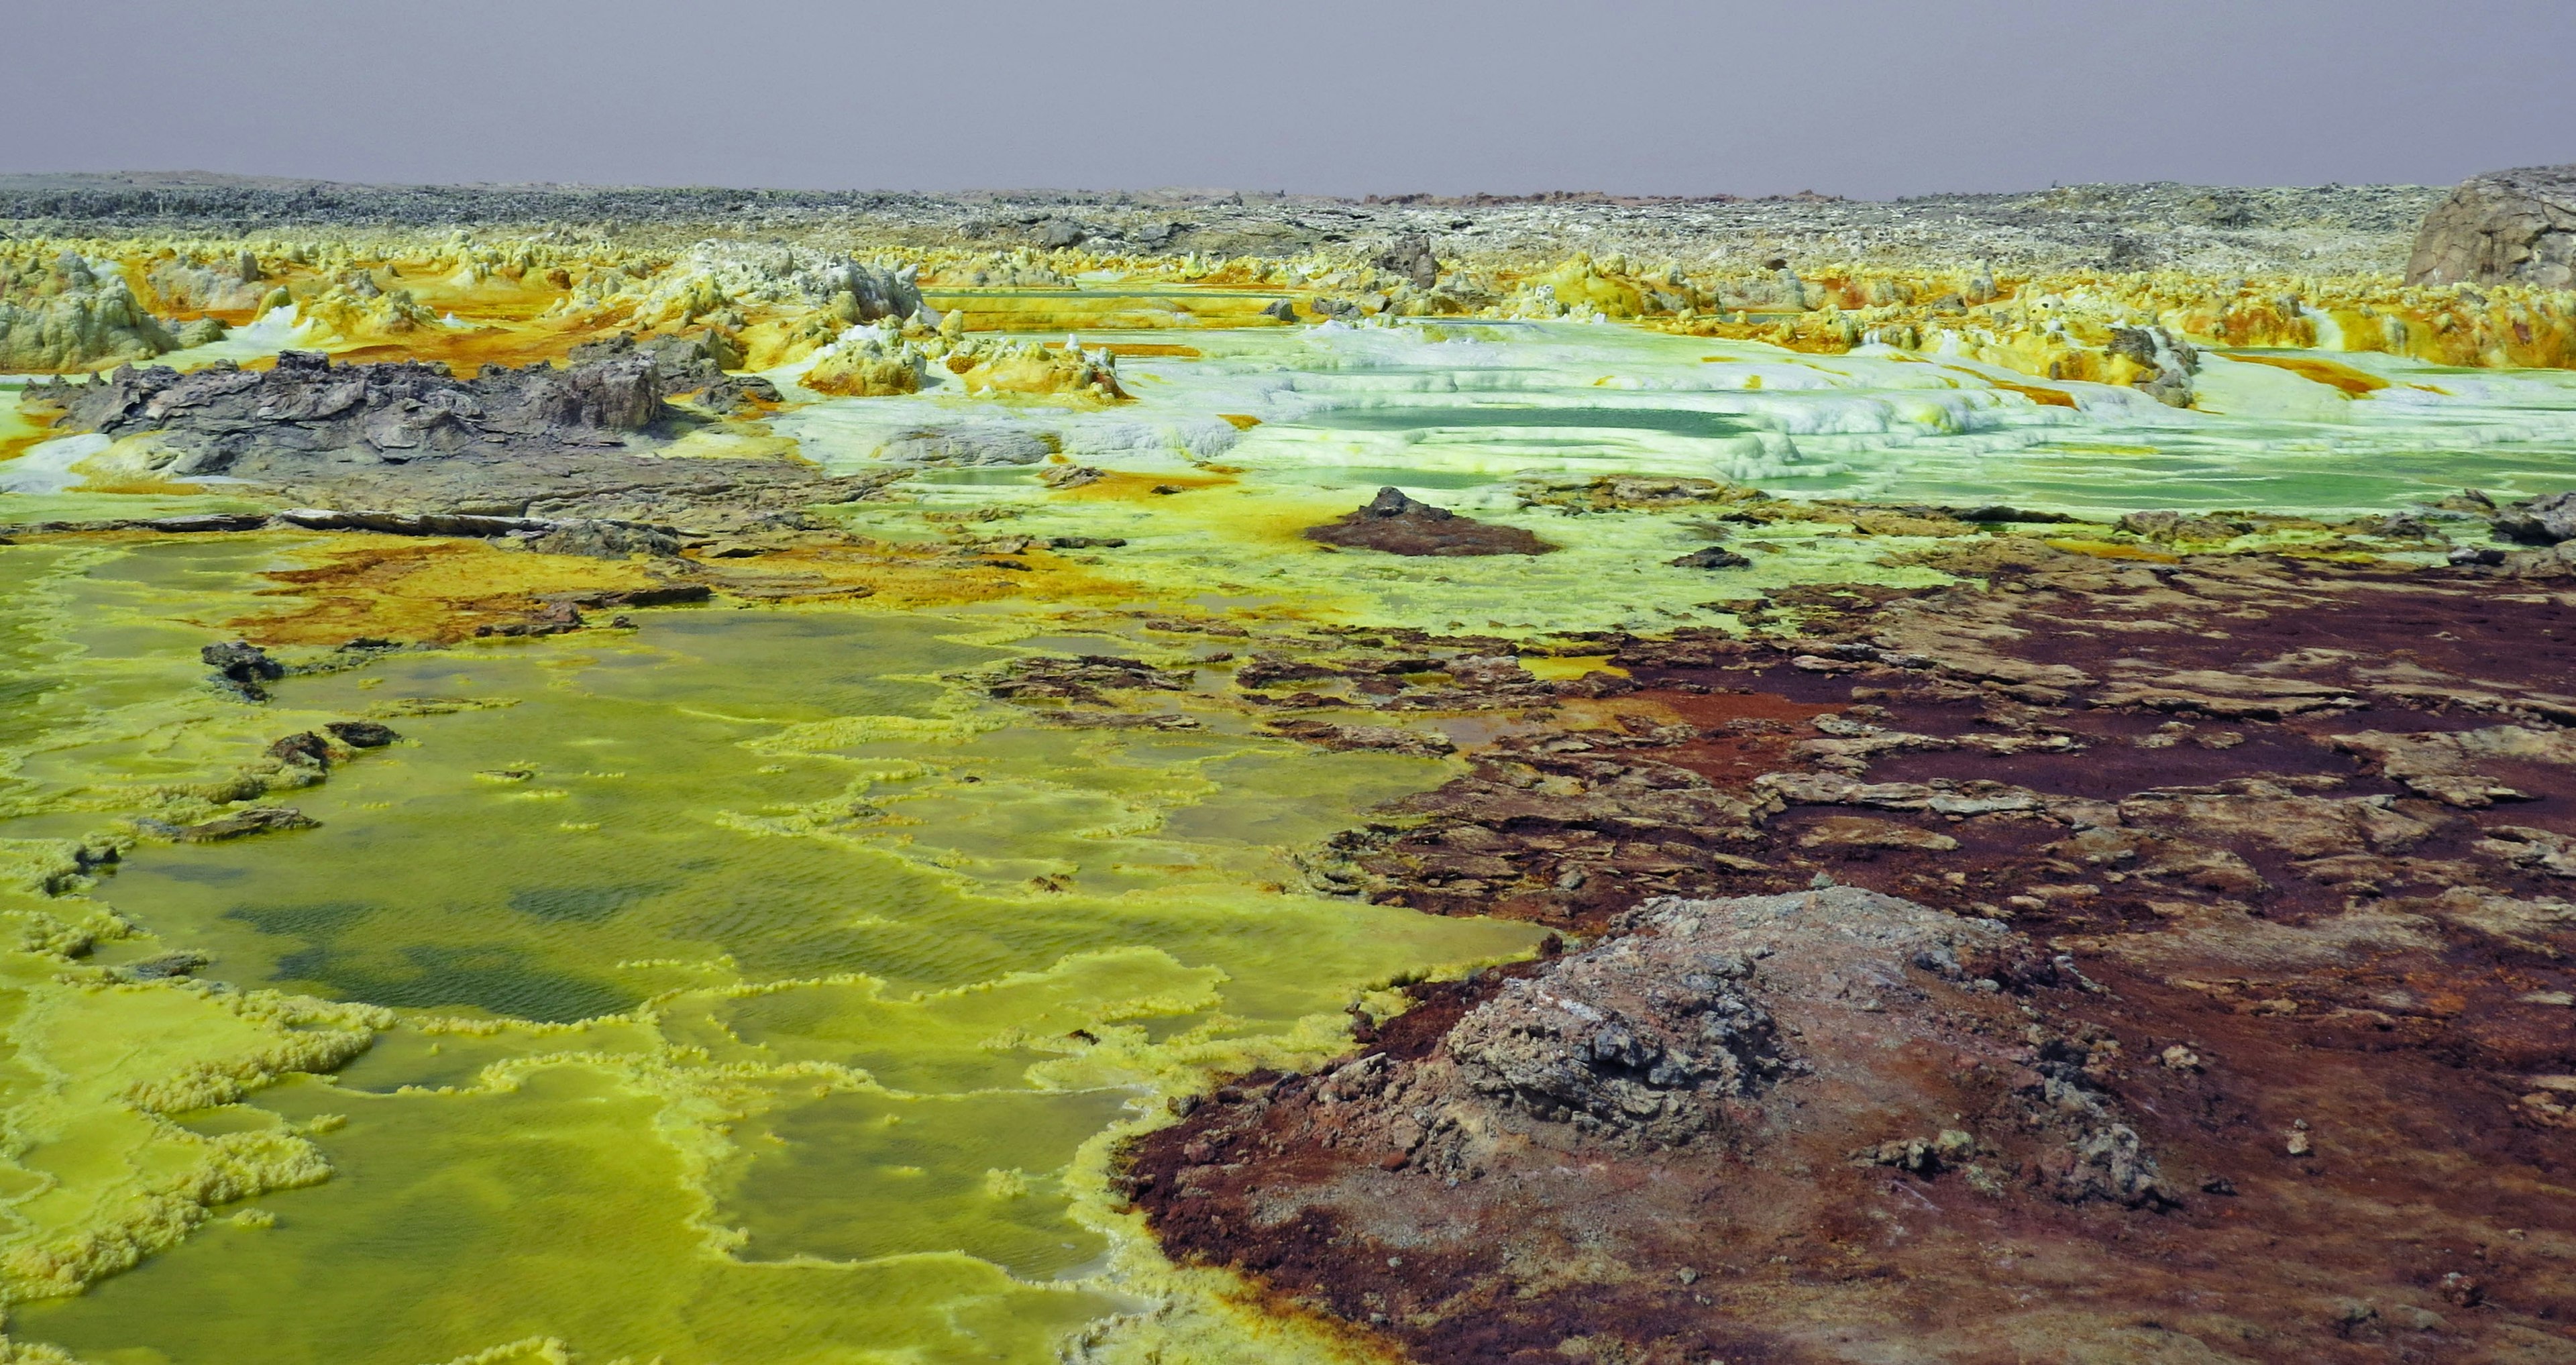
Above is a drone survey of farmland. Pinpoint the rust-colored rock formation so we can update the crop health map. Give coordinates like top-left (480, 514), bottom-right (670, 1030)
top-left (1126, 545), bottom-right (2576, 1364)
top-left (1304, 487), bottom-right (1555, 557)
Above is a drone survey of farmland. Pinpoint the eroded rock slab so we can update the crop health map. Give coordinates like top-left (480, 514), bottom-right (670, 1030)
top-left (25, 348), bottom-right (884, 529)
top-left (2408, 163), bottom-right (2576, 288)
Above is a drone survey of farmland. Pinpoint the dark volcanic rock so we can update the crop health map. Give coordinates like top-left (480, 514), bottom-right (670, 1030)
top-left (529, 352), bottom-right (661, 431)
top-left (516, 520), bottom-right (684, 559)
top-left (118, 950), bottom-right (209, 981)
top-left (138, 806), bottom-right (319, 842)
top-left (44, 349), bottom-right (671, 481)
top-left (201, 640), bottom-right (283, 700)
top-left (2495, 489), bottom-right (2576, 544)
top-left (2407, 164), bottom-right (2576, 288)
top-left (982, 653), bottom-right (1195, 706)
top-left (1375, 231), bottom-right (1441, 288)
top-left (29, 350), bottom-right (898, 528)
top-left (1126, 890), bottom-right (2209, 1362)
top-left (1260, 718), bottom-right (1456, 757)
top-left (1303, 487), bottom-right (1554, 557)
top-left (323, 720), bottom-right (398, 749)
top-left (1669, 544), bottom-right (1752, 569)
top-left (1442, 904), bottom-right (1801, 1145)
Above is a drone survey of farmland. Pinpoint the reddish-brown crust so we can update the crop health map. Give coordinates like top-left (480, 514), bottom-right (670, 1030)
top-left (1124, 550), bottom-right (2576, 1364)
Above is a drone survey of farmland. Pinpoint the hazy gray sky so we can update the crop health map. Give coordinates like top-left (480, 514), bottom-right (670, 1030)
top-left (7, 0), bottom-right (2568, 199)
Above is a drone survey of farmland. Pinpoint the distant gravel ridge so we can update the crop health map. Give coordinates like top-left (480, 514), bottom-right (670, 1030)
top-left (0, 171), bottom-right (2445, 276)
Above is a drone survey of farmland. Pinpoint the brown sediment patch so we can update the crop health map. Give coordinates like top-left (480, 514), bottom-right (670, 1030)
top-left (329, 323), bottom-right (617, 375)
top-left (231, 528), bottom-right (1135, 643)
top-left (1982, 376), bottom-right (2081, 407)
top-left (1216, 413), bottom-right (1263, 430)
top-left (234, 537), bottom-right (669, 645)
top-left (2222, 351), bottom-right (2392, 395)
top-left (1045, 469), bottom-right (1238, 501)
top-left (1572, 688), bottom-right (1839, 788)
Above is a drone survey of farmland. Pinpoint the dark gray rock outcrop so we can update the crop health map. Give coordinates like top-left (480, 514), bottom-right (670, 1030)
top-left (1375, 232), bottom-right (1440, 288)
top-left (2496, 490), bottom-right (2576, 545)
top-left (2406, 164), bottom-right (2576, 288)
top-left (25, 347), bottom-right (893, 529)
top-left (201, 640), bottom-right (283, 700)
top-left (1448, 926), bottom-right (1790, 1143)
top-left (43, 349), bottom-right (671, 480)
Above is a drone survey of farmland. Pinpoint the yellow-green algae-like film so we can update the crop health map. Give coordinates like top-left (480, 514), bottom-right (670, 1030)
top-left (0, 537), bottom-right (1540, 1365)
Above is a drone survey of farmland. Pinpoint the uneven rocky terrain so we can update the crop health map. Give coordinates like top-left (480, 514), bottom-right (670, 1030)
top-left (1123, 540), bottom-right (2576, 1363)
top-left (3, 167), bottom-right (2575, 1365)
top-left (0, 172), bottom-right (2449, 275)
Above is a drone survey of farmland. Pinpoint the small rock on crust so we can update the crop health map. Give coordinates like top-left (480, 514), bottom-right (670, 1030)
top-left (1670, 545), bottom-right (1753, 569)
top-left (137, 806), bottom-right (319, 842)
top-left (1303, 487), bottom-right (1554, 557)
top-left (1263, 718), bottom-right (1456, 757)
top-left (2494, 490), bottom-right (2576, 545)
top-left (202, 640), bottom-right (284, 700)
top-left (324, 720), bottom-right (398, 749)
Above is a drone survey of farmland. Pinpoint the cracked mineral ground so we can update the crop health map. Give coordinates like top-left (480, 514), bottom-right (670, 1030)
top-left (1, 166), bottom-right (2574, 1365)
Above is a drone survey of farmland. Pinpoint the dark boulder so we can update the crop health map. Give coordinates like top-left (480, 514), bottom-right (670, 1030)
top-left (2495, 490), bottom-right (2576, 545)
top-left (202, 641), bottom-right (283, 700)
top-left (325, 720), bottom-right (399, 748)
top-left (268, 732), bottom-right (334, 768)
top-left (138, 806), bottom-right (319, 842)
top-left (517, 520), bottom-right (683, 559)
top-left (1670, 545), bottom-right (1752, 569)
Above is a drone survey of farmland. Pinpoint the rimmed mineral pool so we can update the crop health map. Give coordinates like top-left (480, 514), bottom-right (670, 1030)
top-left (775, 323), bottom-right (2576, 518)
top-left (17, 606), bottom-right (1541, 1364)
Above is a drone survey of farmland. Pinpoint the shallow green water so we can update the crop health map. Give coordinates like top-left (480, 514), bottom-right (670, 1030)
top-left (1, 585), bottom-right (1536, 1365)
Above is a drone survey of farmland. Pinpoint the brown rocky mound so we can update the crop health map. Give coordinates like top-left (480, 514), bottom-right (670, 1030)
top-left (1126, 889), bottom-right (2202, 1363)
top-left (1304, 486), bottom-right (1554, 557)
top-left (1128, 888), bottom-right (2576, 1364)
top-left (1126, 544), bottom-right (2576, 1364)
top-left (2408, 164), bottom-right (2576, 288)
